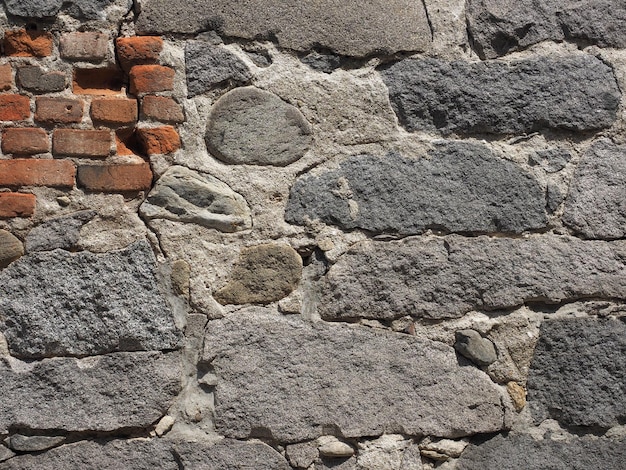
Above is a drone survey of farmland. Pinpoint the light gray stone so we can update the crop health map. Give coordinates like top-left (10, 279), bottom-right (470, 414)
top-left (0, 230), bottom-right (23, 269)
top-left (454, 330), bottom-right (498, 366)
top-left (140, 166), bottom-right (252, 232)
top-left (528, 149), bottom-right (571, 173)
top-left (319, 236), bottom-right (626, 320)
top-left (317, 436), bottom-right (354, 458)
top-left (185, 42), bottom-right (251, 97)
top-left (527, 317), bottom-right (626, 428)
top-left (136, 0), bottom-right (431, 57)
top-left (380, 55), bottom-right (620, 135)
top-left (286, 441), bottom-right (319, 468)
top-left (203, 313), bottom-right (505, 442)
top-left (25, 210), bottom-right (96, 252)
top-left (563, 139), bottom-right (626, 239)
top-left (286, 143), bottom-right (547, 235)
top-left (174, 439), bottom-right (291, 469)
top-left (467, 0), bottom-right (626, 58)
top-left (357, 435), bottom-right (423, 470)
top-left (0, 447), bottom-right (14, 463)
top-left (0, 240), bottom-right (182, 359)
top-left (0, 351), bottom-right (181, 433)
top-left (6, 435), bottom-right (65, 452)
top-left (205, 87), bottom-right (312, 166)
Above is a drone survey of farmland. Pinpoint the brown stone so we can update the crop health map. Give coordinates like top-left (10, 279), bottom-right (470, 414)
top-left (52, 129), bottom-right (111, 157)
top-left (141, 95), bottom-right (184, 123)
top-left (0, 229), bottom-right (23, 268)
top-left (2, 128), bottom-right (49, 155)
top-left (91, 97), bottom-right (138, 125)
top-left (60, 32), bottom-right (109, 61)
top-left (0, 193), bottom-right (36, 218)
top-left (0, 64), bottom-right (13, 91)
top-left (0, 159), bottom-right (76, 188)
top-left (129, 65), bottom-right (175, 94)
top-left (116, 36), bottom-right (163, 71)
top-left (73, 68), bottom-right (125, 95)
top-left (4, 29), bottom-right (54, 57)
top-left (77, 163), bottom-right (153, 192)
top-left (35, 97), bottom-right (83, 124)
top-left (137, 126), bottom-right (180, 155)
top-left (0, 95), bottom-right (30, 121)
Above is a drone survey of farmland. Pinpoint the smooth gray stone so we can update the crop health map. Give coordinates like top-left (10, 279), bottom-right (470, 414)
top-left (380, 55), bottom-right (620, 135)
top-left (286, 143), bottom-right (547, 235)
top-left (174, 439), bottom-right (291, 469)
top-left (205, 87), bottom-right (312, 166)
top-left (136, 0), bottom-right (431, 57)
top-left (319, 236), bottom-right (626, 320)
top-left (0, 351), bottom-right (181, 433)
top-left (0, 230), bottom-right (23, 269)
top-left (17, 66), bottom-right (67, 93)
top-left (0, 240), bottom-right (182, 358)
top-left (25, 210), bottom-right (96, 252)
top-left (140, 166), bottom-right (252, 232)
top-left (457, 433), bottom-right (626, 470)
top-left (467, 0), bottom-right (626, 58)
top-left (6, 435), bottom-right (65, 452)
top-left (203, 312), bottom-right (505, 442)
top-left (185, 42), bottom-right (251, 97)
top-left (454, 329), bottom-right (497, 366)
top-left (563, 139), bottom-right (626, 240)
top-left (527, 317), bottom-right (626, 428)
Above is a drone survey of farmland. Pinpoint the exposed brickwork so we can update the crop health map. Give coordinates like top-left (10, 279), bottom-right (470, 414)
top-left (60, 32), bottom-right (109, 61)
top-left (53, 129), bottom-right (111, 157)
top-left (2, 128), bottom-right (49, 155)
top-left (0, 64), bottom-right (13, 91)
top-left (4, 29), bottom-right (54, 57)
top-left (141, 96), bottom-right (184, 123)
top-left (129, 65), bottom-right (175, 94)
top-left (137, 126), bottom-right (181, 155)
top-left (77, 163), bottom-right (153, 191)
top-left (0, 159), bottom-right (76, 188)
top-left (73, 68), bottom-right (125, 95)
top-left (35, 97), bottom-right (83, 124)
top-left (116, 36), bottom-right (163, 71)
top-left (0, 95), bottom-right (30, 121)
top-left (91, 97), bottom-right (138, 125)
top-left (0, 192), bottom-right (36, 218)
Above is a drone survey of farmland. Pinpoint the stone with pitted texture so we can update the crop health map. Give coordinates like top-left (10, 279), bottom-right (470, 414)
top-left (25, 210), bottom-right (96, 252)
top-left (174, 439), bottom-right (291, 469)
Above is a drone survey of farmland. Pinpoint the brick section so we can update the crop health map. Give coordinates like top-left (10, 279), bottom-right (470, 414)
top-left (2, 128), bottom-right (49, 155)
top-left (91, 97), bottom-right (138, 126)
top-left (0, 64), bottom-right (13, 91)
top-left (116, 36), bottom-right (163, 71)
top-left (0, 159), bottom-right (75, 188)
top-left (0, 192), bottom-right (36, 218)
top-left (4, 29), bottom-right (54, 57)
top-left (115, 128), bottom-right (141, 156)
top-left (137, 126), bottom-right (181, 155)
top-left (17, 65), bottom-right (67, 93)
top-left (53, 129), bottom-right (111, 157)
top-left (77, 163), bottom-right (153, 191)
top-left (141, 95), bottom-right (184, 123)
top-left (129, 65), bottom-right (175, 94)
top-left (0, 95), bottom-right (30, 121)
top-left (73, 68), bottom-right (125, 95)
top-left (35, 97), bottom-right (83, 124)
top-left (60, 32), bottom-right (109, 61)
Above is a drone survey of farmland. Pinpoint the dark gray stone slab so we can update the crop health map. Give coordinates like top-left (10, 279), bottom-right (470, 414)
top-left (380, 55), bottom-right (620, 135)
top-left (203, 312), bottom-right (505, 443)
top-left (467, 0), bottom-right (626, 58)
top-left (174, 439), bottom-right (291, 469)
top-left (286, 143), bottom-right (547, 235)
top-left (25, 210), bottom-right (96, 252)
top-left (319, 236), bottom-right (626, 320)
top-left (0, 240), bottom-right (182, 359)
top-left (527, 317), bottom-right (626, 428)
top-left (563, 139), bottom-right (626, 240)
top-left (0, 351), bottom-right (181, 433)
top-left (457, 433), bottom-right (626, 470)
top-left (4, 0), bottom-right (123, 19)
top-left (17, 66), bottom-right (67, 93)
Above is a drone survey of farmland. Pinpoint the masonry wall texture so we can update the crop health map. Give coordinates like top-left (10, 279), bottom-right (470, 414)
top-left (0, 1), bottom-right (624, 469)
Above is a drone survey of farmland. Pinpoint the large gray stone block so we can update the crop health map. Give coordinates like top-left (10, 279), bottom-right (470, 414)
top-left (380, 55), bottom-right (620, 135)
top-left (286, 143), bottom-right (547, 235)
top-left (0, 241), bottom-right (182, 359)
top-left (174, 439), bottom-right (291, 469)
top-left (467, 0), bottom-right (626, 58)
top-left (527, 317), bottom-right (626, 428)
top-left (319, 236), bottom-right (626, 320)
top-left (4, 0), bottom-right (125, 19)
top-left (136, 0), bottom-right (431, 57)
top-left (203, 313), bottom-right (505, 443)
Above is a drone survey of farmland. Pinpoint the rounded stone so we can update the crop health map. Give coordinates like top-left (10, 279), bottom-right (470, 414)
top-left (0, 230), bottom-right (23, 269)
top-left (454, 329), bottom-right (498, 366)
top-left (205, 86), bottom-right (312, 166)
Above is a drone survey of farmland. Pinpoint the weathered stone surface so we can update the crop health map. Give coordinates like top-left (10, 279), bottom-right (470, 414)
top-left (214, 244), bottom-right (302, 305)
top-left (467, 0), bottom-right (626, 58)
top-left (140, 166), bottom-right (252, 232)
top-left (17, 66), bottom-right (67, 93)
top-left (317, 436), bottom-right (354, 458)
top-left (185, 42), bottom-right (251, 97)
top-left (0, 351), bottom-right (181, 433)
top-left (418, 436), bottom-right (467, 460)
top-left (319, 236), bottom-right (626, 320)
top-left (563, 139), bottom-right (626, 239)
top-left (0, 447), bottom-right (14, 463)
top-left (25, 210), bottom-right (96, 252)
top-left (0, 240), bottom-right (182, 358)
top-left (456, 434), bottom-right (626, 470)
top-left (380, 55), bottom-right (620, 135)
top-left (6, 435), bottom-right (65, 452)
top-left (454, 329), bottom-right (498, 366)
top-left (286, 143), bottom-right (547, 235)
top-left (174, 439), bottom-right (291, 469)
top-left (0, 230), bottom-right (23, 269)
top-left (203, 313), bottom-right (505, 442)
top-left (527, 317), bottom-right (626, 428)
top-left (357, 435), bottom-right (423, 470)
top-left (4, 0), bottom-right (122, 19)
top-left (528, 149), bottom-right (571, 173)
top-left (286, 441), bottom-right (319, 468)
top-left (205, 87), bottom-right (312, 166)
top-left (136, 0), bottom-right (431, 57)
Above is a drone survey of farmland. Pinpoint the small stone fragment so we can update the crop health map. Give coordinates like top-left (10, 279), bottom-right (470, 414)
top-left (507, 382), bottom-right (526, 412)
top-left (6, 435), bottom-right (65, 452)
top-left (171, 259), bottom-right (191, 298)
top-left (418, 437), bottom-right (468, 460)
top-left (25, 210), bottom-right (96, 252)
top-left (154, 415), bottom-right (175, 436)
top-left (454, 329), bottom-right (498, 366)
top-left (286, 441), bottom-right (319, 468)
top-left (0, 230), bottom-right (23, 269)
top-left (0, 446), bottom-right (15, 462)
top-left (317, 436), bottom-right (354, 458)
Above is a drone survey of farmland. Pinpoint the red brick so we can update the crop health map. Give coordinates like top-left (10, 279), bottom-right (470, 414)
top-left (2, 128), bottom-right (49, 155)
top-left (0, 159), bottom-right (75, 188)
top-left (0, 64), bottom-right (13, 91)
top-left (0, 192), bottom-right (36, 218)
top-left (53, 129), bottom-right (111, 157)
top-left (129, 65), bottom-right (174, 94)
top-left (77, 163), bottom-right (153, 191)
top-left (141, 95), bottom-right (184, 123)
top-left (137, 126), bottom-right (180, 155)
top-left (0, 95), bottom-right (30, 121)
top-left (35, 97), bottom-right (83, 123)
top-left (60, 32), bottom-right (109, 61)
top-left (91, 97), bottom-right (138, 125)
top-left (73, 68), bottom-right (124, 95)
top-left (116, 36), bottom-right (163, 71)
top-left (4, 29), bottom-right (54, 57)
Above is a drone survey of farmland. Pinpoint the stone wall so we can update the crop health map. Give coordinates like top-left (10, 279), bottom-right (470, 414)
top-left (0, 1), bottom-right (624, 468)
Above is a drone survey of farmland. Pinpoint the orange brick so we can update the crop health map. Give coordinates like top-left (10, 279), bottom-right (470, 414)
top-left (35, 97), bottom-right (83, 123)
top-left (0, 192), bottom-right (36, 218)
top-left (116, 36), bottom-right (163, 71)
top-left (129, 65), bottom-right (174, 94)
top-left (0, 64), bottom-right (13, 91)
top-left (137, 126), bottom-right (180, 155)
top-left (115, 128), bottom-right (141, 156)
top-left (4, 29), bottom-right (54, 57)
top-left (73, 68), bottom-right (124, 95)
top-left (60, 32), bottom-right (108, 61)
top-left (2, 128), bottom-right (49, 155)
top-left (0, 95), bottom-right (30, 121)
top-left (141, 95), bottom-right (184, 123)
top-left (0, 159), bottom-right (75, 188)
top-left (53, 129), bottom-right (111, 157)
top-left (91, 97), bottom-right (138, 125)
top-left (77, 163), bottom-right (153, 191)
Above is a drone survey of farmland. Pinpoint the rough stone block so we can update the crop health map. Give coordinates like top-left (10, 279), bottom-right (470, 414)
top-left (116, 36), bottom-right (163, 71)
top-left (25, 210), bottom-right (96, 252)
top-left (137, 126), bottom-right (180, 155)
top-left (174, 439), bottom-right (291, 469)
top-left (4, 29), bottom-right (54, 57)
